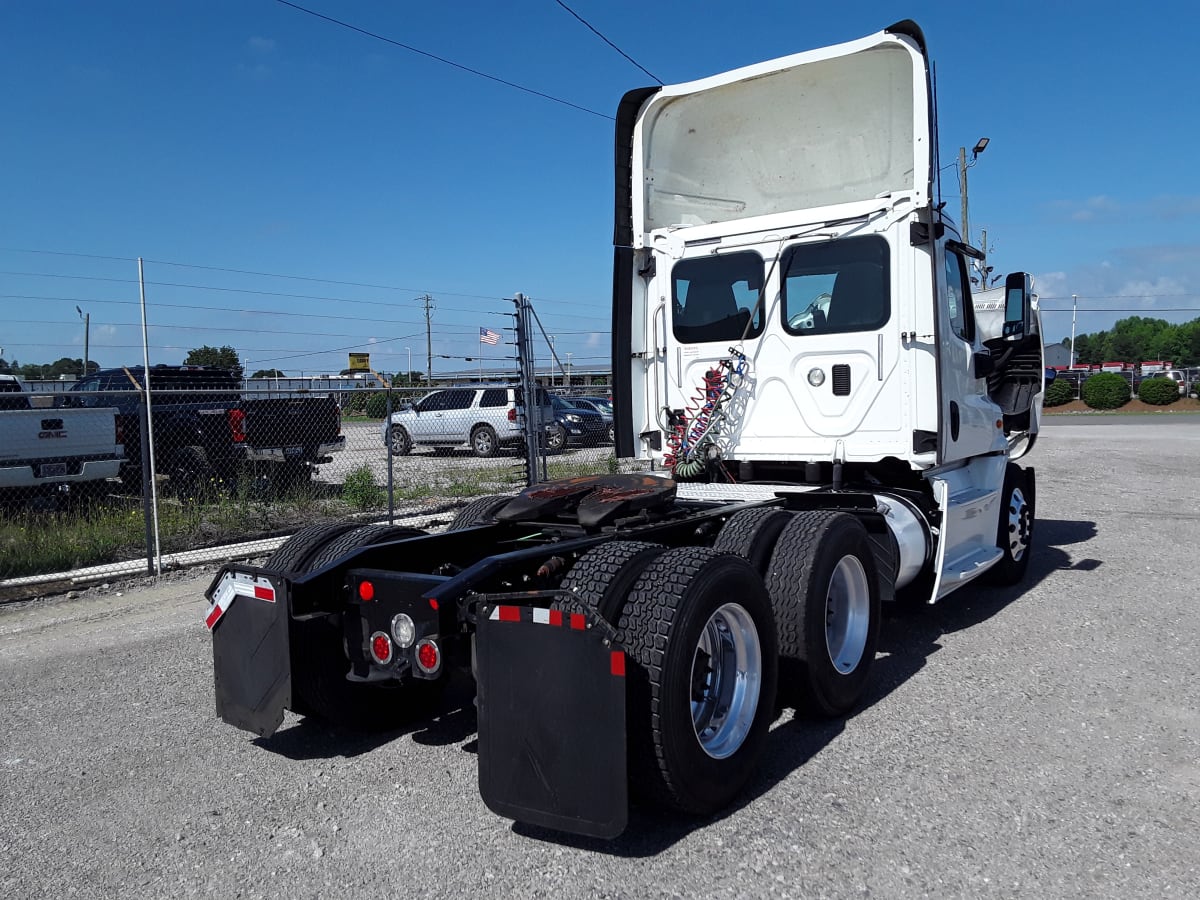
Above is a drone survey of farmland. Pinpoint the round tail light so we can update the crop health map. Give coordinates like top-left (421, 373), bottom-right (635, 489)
top-left (415, 638), bottom-right (441, 674)
top-left (369, 631), bottom-right (393, 665)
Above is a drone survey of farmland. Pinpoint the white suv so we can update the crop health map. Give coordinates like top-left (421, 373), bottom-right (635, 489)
top-left (383, 385), bottom-right (552, 458)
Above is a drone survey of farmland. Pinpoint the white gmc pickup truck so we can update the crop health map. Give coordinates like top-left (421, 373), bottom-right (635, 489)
top-left (0, 374), bottom-right (124, 502)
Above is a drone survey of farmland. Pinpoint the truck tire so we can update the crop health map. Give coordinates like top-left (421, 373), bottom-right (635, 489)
top-left (265, 521), bottom-right (362, 574)
top-left (305, 523), bottom-right (427, 571)
top-left (387, 425), bottom-right (412, 457)
top-left (170, 445), bottom-right (215, 499)
top-left (986, 463), bottom-right (1034, 585)
top-left (616, 547), bottom-right (778, 815)
top-left (712, 506), bottom-right (793, 574)
top-left (446, 494), bottom-right (514, 531)
top-left (558, 540), bottom-right (666, 622)
top-left (765, 512), bottom-right (881, 718)
top-left (471, 425), bottom-right (499, 458)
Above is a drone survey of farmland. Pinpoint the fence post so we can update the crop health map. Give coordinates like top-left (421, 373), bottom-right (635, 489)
top-left (514, 293), bottom-right (543, 486)
top-left (385, 383), bottom-right (394, 524)
top-left (137, 397), bottom-right (156, 575)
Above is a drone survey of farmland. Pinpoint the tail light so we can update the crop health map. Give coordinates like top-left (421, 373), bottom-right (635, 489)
top-left (369, 631), bottom-right (393, 665)
top-left (415, 638), bottom-right (441, 674)
top-left (507, 407), bottom-right (517, 422)
top-left (228, 408), bottom-right (246, 443)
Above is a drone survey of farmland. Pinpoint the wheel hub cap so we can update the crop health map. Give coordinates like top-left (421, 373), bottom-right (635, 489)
top-left (825, 555), bottom-right (870, 674)
top-left (1008, 487), bottom-right (1030, 561)
top-left (690, 602), bottom-right (762, 759)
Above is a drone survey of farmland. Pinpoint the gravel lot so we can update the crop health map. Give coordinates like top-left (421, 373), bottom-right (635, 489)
top-left (2, 416), bottom-right (1198, 898)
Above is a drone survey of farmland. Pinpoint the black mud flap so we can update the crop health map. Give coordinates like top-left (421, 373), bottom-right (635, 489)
top-left (475, 602), bottom-right (628, 839)
top-left (206, 568), bottom-right (291, 738)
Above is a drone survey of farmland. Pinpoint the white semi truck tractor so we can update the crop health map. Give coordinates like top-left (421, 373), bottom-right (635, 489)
top-left (205, 20), bottom-right (1044, 839)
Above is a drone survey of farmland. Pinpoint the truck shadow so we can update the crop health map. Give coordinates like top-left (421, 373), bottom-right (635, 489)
top-left (514, 516), bottom-right (1100, 854)
top-left (253, 674), bottom-right (478, 760)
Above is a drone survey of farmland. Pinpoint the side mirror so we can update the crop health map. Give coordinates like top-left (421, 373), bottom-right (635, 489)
top-left (1002, 272), bottom-right (1033, 341)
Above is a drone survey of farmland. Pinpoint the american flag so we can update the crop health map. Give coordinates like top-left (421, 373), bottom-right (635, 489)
top-left (479, 327), bottom-right (500, 346)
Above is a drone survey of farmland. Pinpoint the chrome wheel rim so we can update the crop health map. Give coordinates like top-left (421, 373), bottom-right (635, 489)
top-left (548, 428), bottom-right (564, 450)
top-left (1007, 486), bottom-right (1030, 561)
top-left (389, 428), bottom-right (406, 454)
top-left (473, 429), bottom-right (493, 454)
top-left (825, 555), bottom-right (870, 674)
top-left (690, 602), bottom-right (762, 760)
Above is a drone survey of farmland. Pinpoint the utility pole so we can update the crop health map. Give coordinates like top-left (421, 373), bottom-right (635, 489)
top-left (421, 294), bottom-right (434, 385)
top-left (406, 347), bottom-right (412, 385)
top-left (958, 138), bottom-right (989, 246)
top-left (1070, 294), bottom-right (1078, 368)
top-left (566, 352), bottom-right (573, 388)
top-left (76, 306), bottom-right (89, 378)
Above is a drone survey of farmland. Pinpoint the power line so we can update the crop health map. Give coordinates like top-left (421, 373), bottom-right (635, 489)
top-left (273, 0), bottom-right (613, 120)
top-left (553, 0), bottom-right (661, 84)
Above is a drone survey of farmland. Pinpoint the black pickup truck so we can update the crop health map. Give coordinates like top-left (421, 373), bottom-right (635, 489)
top-left (58, 365), bottom-right (344, 495)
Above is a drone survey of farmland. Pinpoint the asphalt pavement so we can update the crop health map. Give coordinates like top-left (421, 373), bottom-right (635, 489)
top-left (1, 416), bottom-right (1198, 898)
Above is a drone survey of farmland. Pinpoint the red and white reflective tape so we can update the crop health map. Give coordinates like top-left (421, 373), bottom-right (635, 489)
top-left (204, 572), bottom-right (277, 631)
top-left (486, 604), bottom-right (625, 676)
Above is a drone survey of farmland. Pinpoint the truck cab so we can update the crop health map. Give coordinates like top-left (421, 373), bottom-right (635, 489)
top-left (610, 21), bottom-right (1041, 603)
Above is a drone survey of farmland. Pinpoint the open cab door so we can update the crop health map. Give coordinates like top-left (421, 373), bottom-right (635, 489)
top-left (972, 272), bottom-right (1045, 459)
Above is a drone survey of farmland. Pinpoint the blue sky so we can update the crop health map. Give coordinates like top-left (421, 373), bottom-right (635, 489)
top-left (3, 0), bottom-right (1198, 377)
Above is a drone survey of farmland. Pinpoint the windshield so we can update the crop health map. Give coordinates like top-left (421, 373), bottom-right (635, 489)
top-left (671, 250), bottom-right (764, 343)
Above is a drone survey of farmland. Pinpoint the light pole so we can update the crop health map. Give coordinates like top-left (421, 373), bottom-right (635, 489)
top-left (958, 137), bottom-right (989, 246)
top-left (566, 352), bottom-right (573, 387)
top-left (76, 305), bottom-right (89, 379)
top-left (406, 347), bottom-right (412, 384)
top-left (1070, 294), bottom-right (1078, 368)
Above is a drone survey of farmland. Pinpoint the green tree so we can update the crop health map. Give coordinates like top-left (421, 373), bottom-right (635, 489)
top-left (251, 369), bottom-right (286, 379)
top-left (184, 345), bottom-right (243, 380)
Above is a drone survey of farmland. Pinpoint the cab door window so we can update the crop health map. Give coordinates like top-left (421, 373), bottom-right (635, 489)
top-left (944, 250), bottom-right (976, 343)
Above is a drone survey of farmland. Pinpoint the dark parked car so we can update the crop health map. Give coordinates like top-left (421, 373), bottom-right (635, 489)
top-left (566, 396), bottom-right (614, 443)
top-left (58, 365), bottom-right (344, 494)
top-left (546, 395), bottom-right (607, 450)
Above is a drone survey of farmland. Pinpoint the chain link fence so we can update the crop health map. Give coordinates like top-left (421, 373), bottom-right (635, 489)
top-left (1, 374), bottom-right (646, 590)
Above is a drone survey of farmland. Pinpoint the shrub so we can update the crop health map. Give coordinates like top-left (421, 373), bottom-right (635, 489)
top-left (1138, 377), bottom-right (1180, 406)
top-left (360, 393), bottom-right (388, 422)
top-left (1081, 372), bottom-right (1130, 410)
top-left (347, 391), bottom-right (370, 413)
top-left (1043, 378), bottom-right (1075, 407)
top-left (342, 464), bottom-right (384, 511)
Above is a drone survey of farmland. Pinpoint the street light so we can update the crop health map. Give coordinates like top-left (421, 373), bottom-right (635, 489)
top-left (958, 137), bottom-right (990, 246)
top-left (406, 347), bottom-right (412, 384)
top-left (76, 305), bottom-right (89, 379)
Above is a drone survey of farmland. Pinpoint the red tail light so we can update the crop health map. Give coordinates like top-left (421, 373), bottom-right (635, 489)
top-left (507, 408), bottom-right (517, 422)
top-left (228, 408), bottom-right (246, 443)
top-left (370, 631), bottom-right (393, 665)
top-left (416, 638), bottom-right (441, 674)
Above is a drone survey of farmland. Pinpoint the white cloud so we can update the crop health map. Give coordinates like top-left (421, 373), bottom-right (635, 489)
top-left (247, 36), bottom-right (276, 54)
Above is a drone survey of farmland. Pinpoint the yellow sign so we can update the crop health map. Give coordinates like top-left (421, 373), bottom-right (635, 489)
top-left (348, 352), bottom-right (370, 372)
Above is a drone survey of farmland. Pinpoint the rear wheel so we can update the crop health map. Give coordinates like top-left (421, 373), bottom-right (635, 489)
top-left (986, 463), bottom-right (1034, 585)
top-left (169, 445), bottom-right (215, 499)
top-left (713, 506), bottom-right (793, 575)
top-left (471, 425), bottom-right (499, 458)
top-left (387, 425), bottom-right (412, 456)
top-left (265, 521), bottom-right (362, 574)
top-left (446, 494), bottom-right (514, 531)
top-left (558, 541), bottom-right (666, 622)
top-left (617, 548), bottom-right (777, 814)
top-left (765, 512), bottom-right (880, 718)
top-left (305, 523), bottom-right (427, 571)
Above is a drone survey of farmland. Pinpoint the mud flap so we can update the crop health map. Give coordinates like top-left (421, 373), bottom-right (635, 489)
top-left (207, 568), bottom-right (292, 737)
top-left (475, 602), bottom-right (628, 839)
